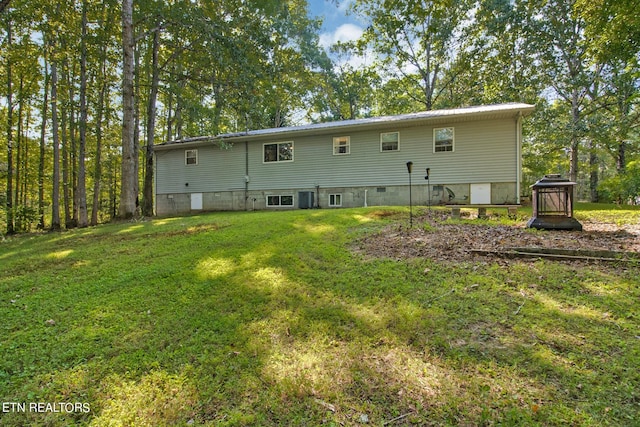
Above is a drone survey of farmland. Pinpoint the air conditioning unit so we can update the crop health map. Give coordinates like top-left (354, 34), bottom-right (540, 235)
top-left (298, 191), bottom-right (314, 209)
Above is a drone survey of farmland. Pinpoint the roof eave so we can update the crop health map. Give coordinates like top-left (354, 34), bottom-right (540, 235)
top-left (155, 103), bottom-right (536, 149)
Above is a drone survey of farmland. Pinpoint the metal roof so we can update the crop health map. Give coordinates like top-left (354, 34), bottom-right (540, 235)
top-left (156, 102), bottom-right (535, 150)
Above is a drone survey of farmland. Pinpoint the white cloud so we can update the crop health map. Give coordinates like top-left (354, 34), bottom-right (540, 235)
top-left (337, 0), bottom-right (355, 12)
top-left (319, 23), bottom-right (363, 49)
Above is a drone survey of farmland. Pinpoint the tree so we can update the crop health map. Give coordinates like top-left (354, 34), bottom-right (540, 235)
top-left (311, 42), bottom-right (378, 121)
top-left (50, 47), bottom-right (61, 231)
top-left (119, 0), bottom-right (137, 219)
top-left (353, 0), bottom-right (473, 111)
top-left (530, 0), bottom-right (603, 185)
top-left (76, 0), bottom-right (89, 227)
top-left (37, 36), bottom-right (49, 229)
top-left (576, 0), bottom-right (640, 64)
top-left (4, 18), bottom-right (14, 234)
top-left (448, 0), bottom-right (541, 107)
top-left (0, 0), bottom-right (10, 13)
top-left (142, 22), bottom-right (160, 217)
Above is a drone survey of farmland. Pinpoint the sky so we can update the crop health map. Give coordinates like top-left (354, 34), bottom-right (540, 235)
top-left (308, 0), bottom-right (365, 51)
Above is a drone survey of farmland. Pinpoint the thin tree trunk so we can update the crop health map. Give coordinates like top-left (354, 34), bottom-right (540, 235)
top-left (64, 57), bottom-right (78, 229)
top-left (50, 53), bottom-right (61, 231)
top-left (14, 76), bottom-right (22, 231)
top-left (61, 98), bottom-right (72, 228)
top-left (142, 27), bottom-right (160, 217)
top-left (38, 48), bottom-right (50, 229)
top-left (616, 140), bottom-right (626, 174)
top-left (76, 0), bottom-right (89, 227)
top-left (5, 21), bottom-right (14, 235)
top-left (91, 52), bottom-right (108, 226)
top-left (166, 90), bottom-right (172, 142)
top-left (589, 139), bottom-right (599, 202)
top-left (569, 93), bottom-right (580, 185)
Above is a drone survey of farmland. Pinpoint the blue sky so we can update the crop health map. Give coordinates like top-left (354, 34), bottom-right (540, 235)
top-left (308, 0), bottom-right (365, 50)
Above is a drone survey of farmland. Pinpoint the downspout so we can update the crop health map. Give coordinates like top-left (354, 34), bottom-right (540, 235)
top-left (245, 140), bottom-right (249, 211)
top-left (153, 151), bottom-right (157, 215)
top-left (516, 112), bottom-right (522, 204)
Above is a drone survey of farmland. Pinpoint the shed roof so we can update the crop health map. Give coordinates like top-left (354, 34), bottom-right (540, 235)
top-left (155, 102), bottom-right (535, 150)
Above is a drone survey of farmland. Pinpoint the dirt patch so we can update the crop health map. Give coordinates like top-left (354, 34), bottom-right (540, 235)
top-left (354, 211), bottom-right (640, 264)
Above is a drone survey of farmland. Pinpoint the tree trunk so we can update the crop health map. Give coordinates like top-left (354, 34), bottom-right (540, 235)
top-left (119, 0), bottom-right (137, 218)
top-left (14, 76), bottom-right (22, 231)
top-left (50, 54), bottom-right (61, 231)
top-left (61, 99), bottom-right (72, 229)
top-left (616, 140), bottom-right (626, 174)
top-left (569, 93), bottom-right (580, 185)
top-left (5, 21), bottom-right (14, 235)
top-left (76, 0), bottom-right (89, 228)
top-left (142, 27), bottom-right (160, 217)
top-left (589, 139), bottom-right (599, 202)
top-left (38, 48), bottom-right (50, 230)
top-left (91, 52), bottom-right (108, 226)
top-left (64, 57), bottom-right (78, 229)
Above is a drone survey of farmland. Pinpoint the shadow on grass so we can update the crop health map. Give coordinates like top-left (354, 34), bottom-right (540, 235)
top-left (0, 209), bottom-right (638, 426)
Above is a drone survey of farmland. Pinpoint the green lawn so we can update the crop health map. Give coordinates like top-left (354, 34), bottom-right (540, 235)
top-left (1, 206), bottom-right (638, 426)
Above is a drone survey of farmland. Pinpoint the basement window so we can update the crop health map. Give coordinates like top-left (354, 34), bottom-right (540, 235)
top-left (185, 149), bottom-right (198, 165)
top-left (266, 195), bottom-right (294, 207)
top-left (328, 194), bottom-right (342, 207)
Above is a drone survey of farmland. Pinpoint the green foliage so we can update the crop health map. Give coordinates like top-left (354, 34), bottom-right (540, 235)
top-left (1, 0), bottom-right (639, 234)
top-left (575, 0), bottom-right (640, 63)
top-left (0, 208), bottom-right (638, 425)
top-left (598, 161), bottom-right (640, 203)
top-left (352, 0), bottom-right (476, 111)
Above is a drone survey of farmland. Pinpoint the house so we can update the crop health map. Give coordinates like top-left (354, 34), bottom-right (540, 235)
top-left (154, 103), bottom-right (535, 215)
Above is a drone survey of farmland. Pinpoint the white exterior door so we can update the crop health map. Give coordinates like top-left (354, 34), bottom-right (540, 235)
top-left (470, 183), bottom-right (491, 205)
top-left (191, 193), bottom-right (203, 210)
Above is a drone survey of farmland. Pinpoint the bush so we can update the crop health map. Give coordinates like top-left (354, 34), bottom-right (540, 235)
top-left (599, 161), bottom-right (640, 204)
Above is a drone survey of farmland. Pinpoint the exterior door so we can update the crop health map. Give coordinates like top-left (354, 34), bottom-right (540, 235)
top-left (470, 183), bottom-right (491, 205)
top-left (191, 193), bottom-right (203, 210)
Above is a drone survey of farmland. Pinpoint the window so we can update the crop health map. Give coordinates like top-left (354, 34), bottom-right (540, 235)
top-left (380, 132), bottom-right (399, 151)
top-left (434, 127), bottom-right (454, 152)
top-left (333, 136), bottom-right (350, 155)
top-left (185, 149), bottom-right (198, 165)
top-left (329, 194), bottom-right (342, 207)
top-left (266, 195), bottom-right (294, 207)
top-left (264, 142), bottom-right (293, 163)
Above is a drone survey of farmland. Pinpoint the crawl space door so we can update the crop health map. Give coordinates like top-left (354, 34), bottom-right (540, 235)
top-left (470, 183), bottom-right (491, 205)
top-left (191, 193), bottom-right (203, 210)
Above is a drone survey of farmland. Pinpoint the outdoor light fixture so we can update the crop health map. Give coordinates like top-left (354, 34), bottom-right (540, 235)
top-left (527, 174), bottom-right (582, 231)
top-left (406, 161), bottom-right (413, 227)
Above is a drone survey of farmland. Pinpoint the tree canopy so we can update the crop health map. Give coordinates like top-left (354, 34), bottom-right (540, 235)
top-left (1, 0), bottom-right (638, 233)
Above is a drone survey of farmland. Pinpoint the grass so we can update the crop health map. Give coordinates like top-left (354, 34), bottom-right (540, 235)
top-left (0, 206), bottom-right (639, 426)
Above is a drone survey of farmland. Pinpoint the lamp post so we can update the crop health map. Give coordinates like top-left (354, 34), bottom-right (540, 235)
top-left (406, 161), bottom-right (413, 227)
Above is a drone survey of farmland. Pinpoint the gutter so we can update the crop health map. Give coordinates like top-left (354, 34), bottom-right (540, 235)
top-left (155, 103), bottom-right (536, 150)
